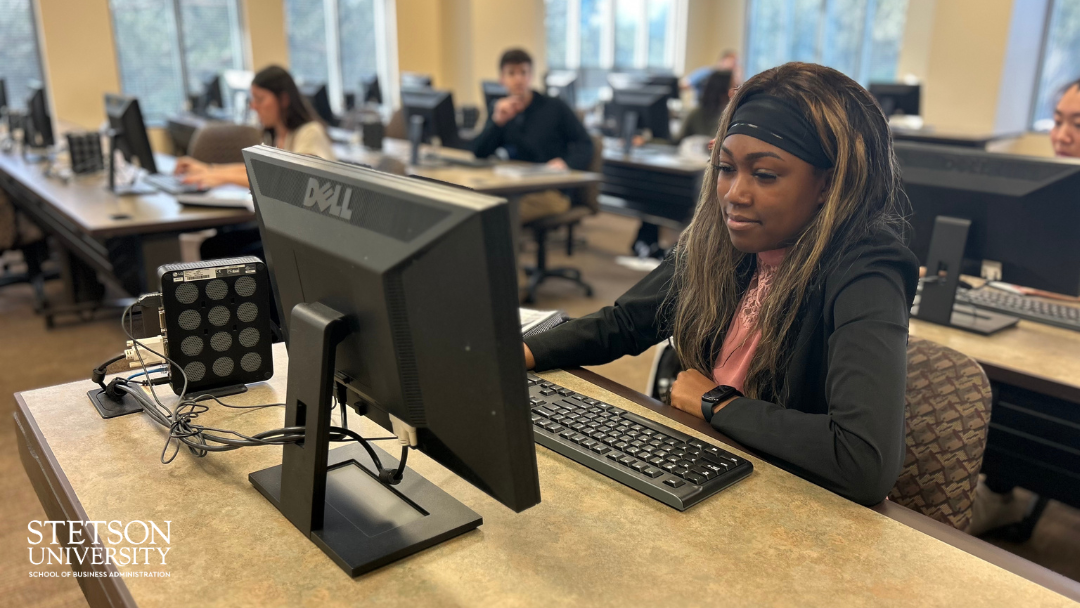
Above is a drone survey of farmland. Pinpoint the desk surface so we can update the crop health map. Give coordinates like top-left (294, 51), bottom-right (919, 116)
top-left (15, 342), bottom-right (1078, 607)
top-left (602, 145), bottom-right (708, 175)
top-left (334, 139), bottom-right (601, 196)
top-left (0, 150), bottom-right (253, 238)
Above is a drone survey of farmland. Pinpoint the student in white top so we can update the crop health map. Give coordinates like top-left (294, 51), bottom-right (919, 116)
top-left (174, 65), bottom-right (336, 188)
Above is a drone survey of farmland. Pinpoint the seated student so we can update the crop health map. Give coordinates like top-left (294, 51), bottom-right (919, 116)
top-left (174, 65), bottom-right (335, 259)
top-left (472, 48), bottom-right (594, 223)
top-left (1050, 77), bottom-right (1080, 158)
top-left (524, 62), bottom-right (919, 506)
top-left (683, 49), bottom-right (743, 98)
top-left (674, 70), bottom-right (732, 144)
top-left (174, 65), bottom-right (336, 188)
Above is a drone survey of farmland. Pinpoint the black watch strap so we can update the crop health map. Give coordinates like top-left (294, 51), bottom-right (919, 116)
top-left (701, 385), bottom-right (741, 423)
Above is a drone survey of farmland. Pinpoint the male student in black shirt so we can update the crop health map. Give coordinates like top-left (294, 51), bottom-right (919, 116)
top-left (472, 48), bottom-right (594, 223)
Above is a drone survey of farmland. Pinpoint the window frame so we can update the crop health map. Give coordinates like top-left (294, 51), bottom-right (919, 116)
top-left (1, 0), bottom-right (48, 113)
top-left (285, 0), bottom-right (400, 114)
top-left (1028, 0), bottom-right (1077, 131)
top-left (109, 0), bottom-right (250, 121)
top-left (548, 0), bottom-right (688, 75)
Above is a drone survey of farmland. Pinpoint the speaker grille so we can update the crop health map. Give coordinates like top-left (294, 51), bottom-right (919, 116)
top-left (206, 279), bottom-right (228, 300)
top-left (213, 357), bottom-right (234, 377)
top-left (178, 310), bottom-right (201, 331)
top-left (237, 302), bottom-right (258, 323)
top-left (234, 276), bottom-right (256, 297)
top-left (181, 336), bottom-right (203, 357)
top-left (175, 283), bottom-right (198, 304)
top-left (210, 332), bottom-right (232, 352)
top-left (239, 327), bottom-right (259, 348)
top-left (185, 361), bottom-right (206, 382)
top-left (241, 352), bottom-right (262, 372)
top-left (208, 306), bottom-right (230, 327)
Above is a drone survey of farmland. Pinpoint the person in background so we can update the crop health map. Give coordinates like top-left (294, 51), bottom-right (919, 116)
top-left (174, 65), bottom-right (336, 259)
top-left (472, 48), bottom-right (595, 223)
top-left (683, 50), bottom-right (742, 99)
top-left (1050, 77), bottom-right (1080, 158)
top-left (675, 70), bottom-right (733, 144)
top-left (174, 65), bottom-right (335, 189)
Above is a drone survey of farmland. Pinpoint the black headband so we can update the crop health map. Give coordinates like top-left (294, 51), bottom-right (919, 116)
top-left (726, 93), bottom-right (833, 168)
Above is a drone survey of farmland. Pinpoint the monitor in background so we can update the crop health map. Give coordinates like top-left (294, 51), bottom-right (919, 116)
top-left (359, 73), bottom-right (382, 105)
top-left (401, 88), bottom-right (465, 150)
top-left (401, 72), bottom-right (433, 91)
top-left (645, 73), bottom-right (680, 102)
top-left (0, 78), bottom-right (7, 113)
top-left (545, 71), bottom-right (577, 108)
top-left (191, 74), bottom-right (223, 116)
top-left (25, 82), bottom-right (55, 149)
top-left (869, 83), bottom-right (920, 117)
top-left (244, 145), bottom-right (540, 575)
top-left (897, 141), bottom-right (1080, 296)
top-left (105, 94), bottom-right (164, 195)
top-left (481, 80), bottom-right (508, 113)
top-left (301, 83), bottom-right (337, 127)
top-left (222, 69), bottom-right (254, 120)
top-left (608, 86), bottom-right (671, 151)
top-left (607, 72), bottom-right (648, 91)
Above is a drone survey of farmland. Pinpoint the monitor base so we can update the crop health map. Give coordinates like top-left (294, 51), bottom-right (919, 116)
top-left (250, 442), bottom-right (482, 577)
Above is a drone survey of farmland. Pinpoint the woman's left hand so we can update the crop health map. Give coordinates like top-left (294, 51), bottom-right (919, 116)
top-left (668, 369), bottom-right (719, 419)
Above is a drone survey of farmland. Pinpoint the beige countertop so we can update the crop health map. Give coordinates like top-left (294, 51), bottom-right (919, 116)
top-left (15, 342), bottom-right (1077, 607)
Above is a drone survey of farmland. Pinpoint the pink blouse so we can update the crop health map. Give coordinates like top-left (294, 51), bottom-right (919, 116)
top-left (711, 249), bottom-right (787, 392)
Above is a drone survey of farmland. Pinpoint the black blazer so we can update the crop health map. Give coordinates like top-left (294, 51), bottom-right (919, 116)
top-left (525, 228), bottom-right (919, 505)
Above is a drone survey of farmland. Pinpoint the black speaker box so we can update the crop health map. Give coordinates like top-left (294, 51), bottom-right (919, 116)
top-left (157, 257), bottom-right (275, 395)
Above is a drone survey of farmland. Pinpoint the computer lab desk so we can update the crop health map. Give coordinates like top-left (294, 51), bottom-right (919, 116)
top-left (0, 146), bottom-right (253, 322)
top-left (599, 144), bottom-right (705, 231)
top-left (15, 343), bottom-right (1080, 607)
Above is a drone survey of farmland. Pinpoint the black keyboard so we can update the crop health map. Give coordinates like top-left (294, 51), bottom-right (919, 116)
top-left (527, 373), bottom-right (752, 510)
top-left (956, 288), bottom-right (1080, 332)
top-left (143, 173), bottom-right (207, 195)
top-left (423, 153), bottom-right (493, 168)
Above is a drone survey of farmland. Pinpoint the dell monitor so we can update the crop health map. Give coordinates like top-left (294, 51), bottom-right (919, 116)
top-left (608, 86), bottom-right (671, 151)
top-left (359, 73), bottom-right (382, 105)
top-left (401, 72), bottom-right (433, 91)
top-left (896, 141), bottom-right (1080, 296)
top-left (25, 82), bottom-right (55, 149)
top-left (105, 94), bottom-right (160, 194)
top-left (243, 145), bottom-right (540, 575)
top-left (870, 83), bottom-right (921, 117)
top-left (402, 88), bottom-right (465, 150)
top-left (481, 80), bottom-right (508, 114)
top-left (545, 71), bottom-right (578, 108)
top-left (302, 83), bottom-right (337, 127)
top-left (645, 73), bottom-right (680, 102)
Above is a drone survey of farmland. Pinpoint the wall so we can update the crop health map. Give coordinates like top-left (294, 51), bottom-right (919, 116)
top-left (35, 0), bottom-right (121, 131)
top-left (894, 0), bottom-right (935, 82)
top-left (395, 0), bottom-right (445, 89)
top-left (244, 0), bottom-right (289, 70)
top-left (684, 0), bottom-right (745, 75)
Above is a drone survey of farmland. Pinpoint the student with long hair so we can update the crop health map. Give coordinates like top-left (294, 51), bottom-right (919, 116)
top-left (524, 62), bottom-right (919, 506)
top-left (674, 70), bottom-right (732, 144)
top-left (174, 65), bottom-right (335, 188)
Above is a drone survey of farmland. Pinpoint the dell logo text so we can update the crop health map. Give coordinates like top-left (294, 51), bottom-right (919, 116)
top-left (303, 178), bottom-right (354, 220)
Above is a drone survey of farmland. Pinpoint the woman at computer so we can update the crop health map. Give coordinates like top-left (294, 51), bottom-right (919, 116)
top-left (674, 70), bottom-right (732, 144)
top-left (173, 65), bottom-right (335, 188)
top-left (524, 62), bottom-right (918, 506)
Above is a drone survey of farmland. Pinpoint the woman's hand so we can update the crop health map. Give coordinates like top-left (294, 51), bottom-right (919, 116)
top-left (523, 344), bottom-right (536, 370)
top-left (668, 369), bottom-right (738, 420)
top-left (174, 156), bottom-right (208, 177)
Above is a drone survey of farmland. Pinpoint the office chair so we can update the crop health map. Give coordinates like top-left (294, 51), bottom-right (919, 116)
top-left (188, 123), bottom-right (263, 164)
top-left (521, 135), bottom-right (602, 304)
top-left (0, 189), bottom-right (51, 311)
top-left (644, 336), bottom-right (992, 530)
top-left (888, 336), bottom-right (992, 531)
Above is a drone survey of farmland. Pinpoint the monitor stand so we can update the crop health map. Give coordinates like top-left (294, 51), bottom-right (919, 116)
top-left (249, 302), bottom-right (482, 577)
top-left (911, 215), bottom-right (1018, 335)
top-left (106, 129), bottom-right (156, 196)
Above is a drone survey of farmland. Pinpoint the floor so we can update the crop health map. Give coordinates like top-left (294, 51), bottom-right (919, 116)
top-left (1, 213), bottom-right (1078, 607)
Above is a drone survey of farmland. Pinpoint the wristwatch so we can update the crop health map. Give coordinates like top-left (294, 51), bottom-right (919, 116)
top-left (701, 385), bottom-right (742, 422)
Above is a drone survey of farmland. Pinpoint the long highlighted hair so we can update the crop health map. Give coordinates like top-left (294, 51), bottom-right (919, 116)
top-left (669, 62), bottom-right (908, 401)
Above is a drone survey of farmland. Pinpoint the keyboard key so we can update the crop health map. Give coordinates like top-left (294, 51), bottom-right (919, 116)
top-left (702, 451), bottom-right (734, 468)
top-left (643, 467), bottom-right (664, 478)
top-left (591, 444), bottom-right (611, 455)
top-left (683, 472), bottom-right (706, 485)
top-left (539, 389), bottom-right (556, 396)
top-left (559, 429), bottom-right (575, 439)
top-left (617, 455), bottom-right (636, 467)
top-left (607, 451), bottom-right (623, 461)
top-left (675, 459), bottom-right (695, 469)
top-left (672, 466), bottom-right (688, 477)
top-left (571, 434), bottom-right (589, 444)
top-left (630, 461), bottom-right (648, 473)
top-left (581, 439), bottom-right (598, 449)
top-left (557, 388), bottom-right (574, 396)
top-left (614, 441), bottom-right (629, 451)
top-left (547, 424), bottom-right (565, 433)
top-left (647, 456), bottom-right (664, 466)
top-left (661, 462), bottom-right (677, 473)
top-left (531, 414), bottom-right (541, 424)
top-left (687, 439), bottom-right (705, 448)
top-left (692, 466), bottom-right (717, 480)
top-left (664, 478), bottom-right (685, 488)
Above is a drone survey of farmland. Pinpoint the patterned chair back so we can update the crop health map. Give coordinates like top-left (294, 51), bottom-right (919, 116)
top-left (889, 336), bottom-right (992, 531)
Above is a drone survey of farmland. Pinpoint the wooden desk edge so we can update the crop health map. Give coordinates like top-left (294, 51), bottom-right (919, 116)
top-left (14, 393), bottom-right (135, 608)
top-left (566, 368), bottom-right (1080, 603)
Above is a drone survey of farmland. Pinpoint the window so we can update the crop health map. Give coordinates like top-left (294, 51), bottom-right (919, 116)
top-left (1032, 0), bottom-right (1080, 129)
top-left (745, 0), bottom-right (909, 85)
top-left (0, 0), bottom-right (45, 112)
top-left (285, 0), bottom-right (398, 114)
top-left (110, 0), bottom-right (246, 121)
top-left (545, 0), bottom-right (687, 108)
